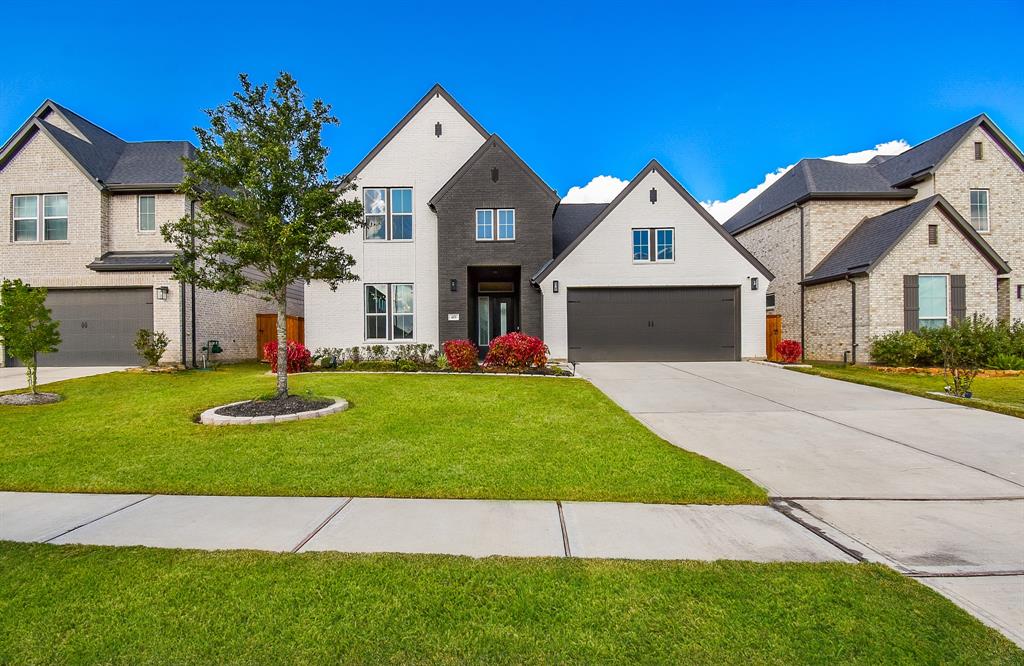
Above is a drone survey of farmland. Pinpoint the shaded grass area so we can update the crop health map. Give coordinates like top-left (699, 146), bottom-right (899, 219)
top-left (0, 364), bottom-right (763, 504)
top-left (792, 364), bottom-right (1024, 419)
top-left (1, 542), bottom-right (1020, 665)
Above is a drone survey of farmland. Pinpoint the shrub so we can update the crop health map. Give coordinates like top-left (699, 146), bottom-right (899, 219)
top-left (775, 339), bottom-right (802, 364)
top-left (869, 331), bottom-right (930, 367)
top-left (347, 346), bottom-right (362, 363)
top-left (443, 339), bottom-right (478, 371)
top-left (393, 343), bottom-right (434, 364)
top-left (263, 340), bottom-right (311, 374)
top-left (484, 333), bottom-right (549, 372)
top-left (366, 345), bottom-right (390, 362)
top-left (987, 353), bottom-right (1024, 371)
top-left (931, 315), bottom-right (999, 397)
top-left (134, 329), bottom-right (170, 367)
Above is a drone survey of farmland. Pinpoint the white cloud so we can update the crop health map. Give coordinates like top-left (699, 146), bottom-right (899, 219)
top-left (561, 175), bottom-right (629, 203)
top-left (700, 139), bottom-right (911, 222)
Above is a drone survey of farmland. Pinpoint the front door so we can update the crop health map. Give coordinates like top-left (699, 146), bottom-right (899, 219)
top-left (476, 295), bottom-right (517, 353)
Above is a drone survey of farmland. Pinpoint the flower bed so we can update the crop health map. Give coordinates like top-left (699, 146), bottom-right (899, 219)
top-left (200, 396), bottom-right (348, 425)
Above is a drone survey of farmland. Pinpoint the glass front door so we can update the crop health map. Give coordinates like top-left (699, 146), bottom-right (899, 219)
top-left (477, 296), bottom-right (516, 348)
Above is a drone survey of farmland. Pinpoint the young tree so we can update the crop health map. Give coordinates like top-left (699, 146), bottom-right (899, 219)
top-left (0, 279), bottom-right (61, 394)
top-left (163, 73), bottom-right (363, 398)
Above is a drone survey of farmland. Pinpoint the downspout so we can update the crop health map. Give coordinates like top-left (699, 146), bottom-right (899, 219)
top-left (190, 200), bottom-right (197, 367)
top-left (180, 278), bottom-right (187, 365)
top-left (844, 275), bottom-right (857, 365)
top-left (798, 204), bottom-right (806, 360)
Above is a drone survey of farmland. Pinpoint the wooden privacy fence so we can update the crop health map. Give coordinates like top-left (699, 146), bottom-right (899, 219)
top-left (256, 314), bottom-right (305, 361)
top-left (766, 314), bottom-right (782, 362)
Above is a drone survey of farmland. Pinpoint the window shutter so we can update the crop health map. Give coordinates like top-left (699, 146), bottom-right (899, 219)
top-left (951, 275), bottom-right (967, 323)
top-left (903, 275), bottom-right (919, 332)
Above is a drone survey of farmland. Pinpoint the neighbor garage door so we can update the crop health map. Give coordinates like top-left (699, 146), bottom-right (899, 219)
top-left (566, 287), bottom-right (739, 362)
top-left (6, 288), bottom-right (153, 366)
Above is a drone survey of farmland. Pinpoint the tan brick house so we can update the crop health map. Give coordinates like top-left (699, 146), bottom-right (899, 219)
top-left (0, 100), bottom-right (299, 366)
top-left (725, 114), bottom-right (1023, 362)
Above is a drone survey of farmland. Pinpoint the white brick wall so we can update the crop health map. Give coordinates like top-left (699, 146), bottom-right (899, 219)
top-left (539, 168), bottom-right (769, 360)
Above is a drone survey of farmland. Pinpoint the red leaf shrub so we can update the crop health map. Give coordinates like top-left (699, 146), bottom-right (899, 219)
top-left (443, 339), bottom-right (479, 371)
top-left (483, 332), bottom-right (549, 371)
top-left (263, 340), bottom-right (312, 373)
top-left (776, 339), bottom-right (803, 364)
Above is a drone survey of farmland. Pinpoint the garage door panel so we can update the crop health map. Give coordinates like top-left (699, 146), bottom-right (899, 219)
top-left (567, 287), bottom-right (738, 363)
top-left (6, 288), bottom-right (153, 367)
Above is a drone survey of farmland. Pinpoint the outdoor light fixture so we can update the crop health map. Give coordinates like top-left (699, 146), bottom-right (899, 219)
top-left (450, 279), bottom-right (458, 292)
top-left (750, 277), bottom-right (759, 291)
top-left (156, 285), bottom-right (169, 301)
top-left (553, 280), bottom-right (559, 293)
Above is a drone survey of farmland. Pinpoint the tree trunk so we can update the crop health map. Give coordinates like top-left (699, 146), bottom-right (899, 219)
top-left (28, 353), bottom-right (37, 395)
top-left (275, 294), bottom-right (289, 399)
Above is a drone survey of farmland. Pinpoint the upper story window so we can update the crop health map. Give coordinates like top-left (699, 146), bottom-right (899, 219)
top-left (364, 283), bottom-right (414, 341)
top-left (970, 189), bottom-right (989, 232)
top-left (139, 194), bottom-right (156, 230)
top-left (475, 208), bottom-right (514, 241)
top-left (632, 227), bottom-right (674, 262)
top-left (364, 187), bottom-right (413, 241)
top-left (13, 193), bottom-right (68, 242)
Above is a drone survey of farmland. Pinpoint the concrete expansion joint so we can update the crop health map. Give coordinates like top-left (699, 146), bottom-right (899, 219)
top-left (43, 494), bottom-right (155, 544)
top-left (291, 497), bottom-right (353, 553)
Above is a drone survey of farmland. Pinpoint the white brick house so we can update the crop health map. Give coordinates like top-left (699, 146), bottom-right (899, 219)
top-left (725, 115), bottom-right (1023, 362)
top-left (0, 100), bottom-right (298, 366)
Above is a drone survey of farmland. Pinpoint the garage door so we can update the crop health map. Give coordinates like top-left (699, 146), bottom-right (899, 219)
top-left (5, 288), bottom-right (153, 367)
top-left (567, 287), bottom-right (739, 362)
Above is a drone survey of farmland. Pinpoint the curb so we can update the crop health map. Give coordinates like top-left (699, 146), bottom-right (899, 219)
top-left (200, 397), bottom-right (349, 426)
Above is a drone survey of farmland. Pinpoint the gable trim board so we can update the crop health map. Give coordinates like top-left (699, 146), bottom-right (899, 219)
top-left (800, 195), bottom-right (1010, 286)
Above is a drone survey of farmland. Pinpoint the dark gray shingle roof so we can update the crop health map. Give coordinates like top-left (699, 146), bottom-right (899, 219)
top-left (87, 251), bottom-right (178, 272)
top-left (872, 116), bottom-right (981, 186)
top-left (552, 203), bottom-right (606, 256)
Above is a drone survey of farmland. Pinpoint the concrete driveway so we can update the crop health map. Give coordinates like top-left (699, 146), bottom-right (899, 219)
top-left (0, 366), bottom-right (128, 392)
top-left (580, 361), bottom-right (1024, 646)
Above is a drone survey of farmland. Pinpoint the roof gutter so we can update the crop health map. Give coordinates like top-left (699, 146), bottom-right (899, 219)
top-left (105, 183), bottom-right (181, 192)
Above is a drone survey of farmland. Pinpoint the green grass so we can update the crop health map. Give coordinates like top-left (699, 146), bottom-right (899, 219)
top-left (792, 364), bottom-right (1024, 419)
top-left (1, 542), bottom-right (1019, 665)
top-left (0, 364), bottom-right (763, 504)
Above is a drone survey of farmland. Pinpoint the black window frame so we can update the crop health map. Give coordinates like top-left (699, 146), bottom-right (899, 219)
top-left (363, 187), bottom-right (414, 241)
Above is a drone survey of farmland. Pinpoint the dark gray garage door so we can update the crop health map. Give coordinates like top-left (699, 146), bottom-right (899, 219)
top-left (567, 287), bottom-right (739, 362)
top-left (6, 288), bottom-right (153, 367)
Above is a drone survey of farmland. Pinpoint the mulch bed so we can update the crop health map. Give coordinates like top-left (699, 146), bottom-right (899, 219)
top-left (874, 366), bottom-right (1022, 378)
top-left (0, 392), bottom-right (62, 406)
top-left (215, 396), bottom-right (334, 418)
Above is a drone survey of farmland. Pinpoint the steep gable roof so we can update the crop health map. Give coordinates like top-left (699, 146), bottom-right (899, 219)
top-left (724, 113), bottom-right (1024, 235)
top-left (346, 84), bottom-right (489, 181)
top-left (0, 99), bottom-right (194, 190)
top-left (802, 195), bottom-right (1010, 285)
top-left (428, 134), bottom-right (558, 207)
top-left (552, 203), bottom-right (606, 256)
top-left (533, 160), bottom-right (774, 283)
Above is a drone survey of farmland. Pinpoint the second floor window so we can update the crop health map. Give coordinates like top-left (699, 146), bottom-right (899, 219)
top-left (970, 189), bottom-right (989, 232)
top-left (138, 195), bottom-right (156, 232)
top-left (364, 187), bottom-right (413, 240)
top-left (475, 208), bottom-right (515, 240)
top-left (13, 193), bottom-right (68, 242)
top-left (632, 227), bottom-right (674, 262)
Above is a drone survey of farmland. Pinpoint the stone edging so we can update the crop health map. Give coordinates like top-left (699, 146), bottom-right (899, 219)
top-left (200, 397), bottom-right (349, 426)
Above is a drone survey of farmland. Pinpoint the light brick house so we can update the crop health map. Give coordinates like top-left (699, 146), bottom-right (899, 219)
top-left (725, 114), bottom-right (1023, 362)
top-left (0, 100), bottom-right (300, 366)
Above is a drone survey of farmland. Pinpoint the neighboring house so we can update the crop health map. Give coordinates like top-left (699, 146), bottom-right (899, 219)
top-left (306, 85), bottom-right (773, 362)
top-left (0, 100), bottom-right (299, 366)
top-left (724, 114), bottom-right (1023, 362)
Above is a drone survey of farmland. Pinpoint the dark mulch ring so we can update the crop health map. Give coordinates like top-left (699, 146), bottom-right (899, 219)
top-left (0, 392), bottom-right (62, 406)
top-left (215, 396), bottom-right (334, 418)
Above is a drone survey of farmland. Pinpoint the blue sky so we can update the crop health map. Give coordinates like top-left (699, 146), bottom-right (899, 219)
top-left (2, 0), bottom-right (1022, 217)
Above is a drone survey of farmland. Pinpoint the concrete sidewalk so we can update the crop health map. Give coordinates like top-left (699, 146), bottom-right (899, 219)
top-left (0, 491), bottom-right (850, 562)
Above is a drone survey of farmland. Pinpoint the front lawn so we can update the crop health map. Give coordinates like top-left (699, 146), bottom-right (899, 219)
top-left (1, 542), bottom-right (1019, 664)
top-left (792, 364), bottom-right (1024, 419)
top-left (0, 364), bottom-right (762, 504)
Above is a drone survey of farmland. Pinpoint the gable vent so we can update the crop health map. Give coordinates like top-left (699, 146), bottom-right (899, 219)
top-left (435, 122), bottom-right (442, 137)
top-left (491, 167), bottom-right (499, 183)
top-left (650, 187), bottom-right (658, 204)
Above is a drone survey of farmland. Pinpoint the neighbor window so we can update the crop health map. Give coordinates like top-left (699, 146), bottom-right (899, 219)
top-left (918, 274), bottom-right (948, 329)
top-left (364, 283), bottom-right (414, 340)
top-left (138, 195), bottom-right (156, 232)
top-left (12, 193), bottom-right (67, 242)
top-left (363, 187), bottom-right (413, 240)
top-left (475, 208), bottom-right (514, 240)
top-left (766, 293), bottom-right (776, 308)
top-left (970, 189), bottom-right (989, 232)
top-left (632, 227), bottom-right (674, 262)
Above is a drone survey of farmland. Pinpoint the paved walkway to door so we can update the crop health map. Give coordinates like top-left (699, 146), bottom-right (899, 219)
top-left (580, 361), bottom-right (1024, 647)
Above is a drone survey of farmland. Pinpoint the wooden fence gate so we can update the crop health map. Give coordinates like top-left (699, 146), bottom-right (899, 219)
top-left (766, 314), bottom-right (782, 362)
top-left (256, 314), bottom-right (305, 361)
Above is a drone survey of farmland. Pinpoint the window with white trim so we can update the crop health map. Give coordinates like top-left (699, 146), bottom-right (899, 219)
top-left (475, 208), bottom-right (514, 240)
top-left (970, 189), bottom-right (989, 232)
top-left (12, 193), bottom-right (68, 242)
top-left (918, 274), bottom-right (948, 329)
top-left (363, 187), bottom-right (413, 240)
top-left (138, 195), bottom-right (156, 232)
top-left (364, 283), bottom-right (414, 340)
top-left (632, 227), bottom-right (674, 262)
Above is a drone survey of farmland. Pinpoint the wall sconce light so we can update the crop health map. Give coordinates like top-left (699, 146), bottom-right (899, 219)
top-left (750, 277), bottom-right (759, 291)
top-left (156, 286), bottom-right (170, 301)
top-left (450, 279), bottom-right (458, 292)
top-left (553, 280), bottom-right (559, 294)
